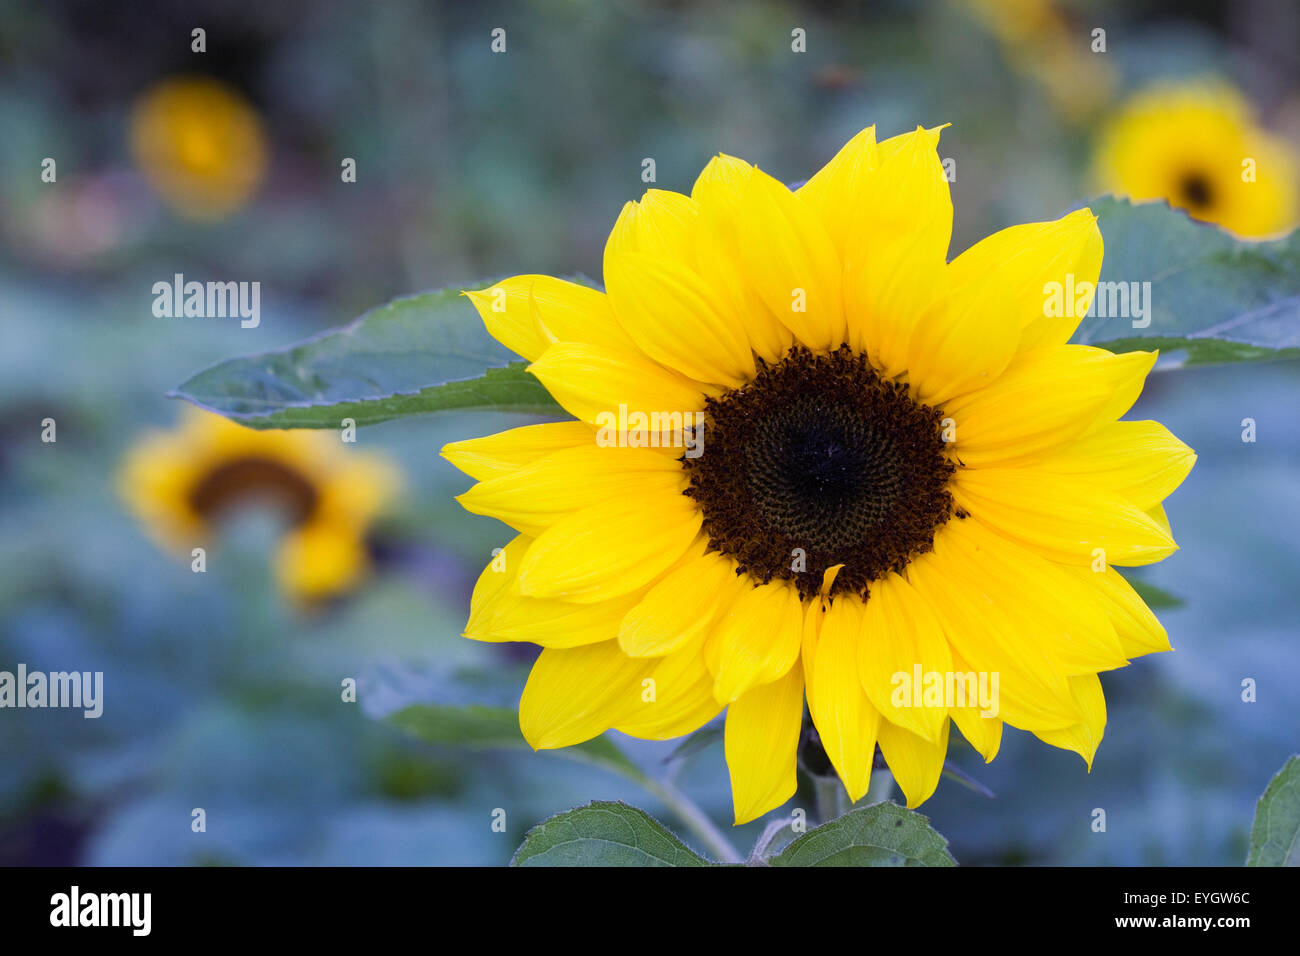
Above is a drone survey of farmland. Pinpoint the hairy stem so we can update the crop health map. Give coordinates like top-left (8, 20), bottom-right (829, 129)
top-left (639, 777), bottom-right (744, 864)
top-left (814, 774), bottom-right (847, 824)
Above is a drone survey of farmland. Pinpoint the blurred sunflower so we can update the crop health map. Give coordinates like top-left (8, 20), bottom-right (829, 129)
top-left (445, 126), bottom-right (1195, 824)
top-left (119, 408), bottom-right (400, 602)
top-left (129, 76), bottom-right (268, 221)
top-left (962, 0), bottom-right (1116, 122)
top-left (1095, 83), bottom-right (1299, 238)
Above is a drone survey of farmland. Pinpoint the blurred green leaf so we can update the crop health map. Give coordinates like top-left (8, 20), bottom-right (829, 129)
top-left (387, 703), bottom-right (642, 780)
top-left (1091, 336), bottom-right (1298, 366)
top-left (171, 287), bottom-right (563, 428)
top-left (1246, 755), bottom-right (1300, 866)
top-left (510, 801), bottom-right (709, 867)
top-left (664, 725), bottom-right (723, 765)
top-left (1080, 197), bottom-right (1300, 366)
top-left (769, 802), bottom-right (956, 867)
top-left (1120, 575), bottom-right (1185, 610)
top-left (941, 763), bottom-right (996, 799)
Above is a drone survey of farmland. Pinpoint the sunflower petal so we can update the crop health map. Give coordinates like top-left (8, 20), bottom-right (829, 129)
top-left (1032, 674), bottom-right (1108, 768)
top-left (441, 421), bottom-right (598, 482)
top-left (808, 597), bottom-right (880, 803)
top-left (619, 548), bottom-right (740, 657)
top-left (952, 207), bottom-right (1104, 354)
top-left (488, 591), bottom-right (641, 649)
top-left (615, 636), bottom-right (723, 740)
top-left (797, 125), bottom-right (879, 251)
top-left (725, 660), bottom-right (805, 825)
top-left (708, 579), bottom-right (805, 703)
top-left (858, 572), bottom-right (952, 742)
top-left (950, 687), bottom-right (1004, 764)
top-left (943, 346), bottom-right (1159, 468)
top-left (954, 468), bottom-right (1178, 566)
top-left (465, 534), bottom-right (641, 648)
top-left (1036, 420), bottom-right (1196, 510)
top-left (519, 641), bottom-right (656, 749)
top-left (464, 275), bottom-right (634, 360)
top-left (456, 443), bottom-right (684, 536)
top-left (909, 208), bottom-right (1102, 403)
top-left (693, 154), bottom-right (794, 363)
top-left (464, 534), bottom-right (531, 641)
top-left (733, 165), bottom-right (845, 351)
top-left (840, 126), bottom-right (953, 375)
top-left (276, 522), bottom-right (367, 600)
top-left (906, 541), bottom-right (1083, 731)
top-left (877, 717), bottom-right (951, 808)
top-left (606, 248), bottom-right (756, 386)
top-left (1067, 565), bottom-right (1172, 658)
top-left (517, 491), bottom-right (702, 602)
top-left (603, 189), bottom-right (697, 266)
top-left (944, 518), bottom-right (1129, 675)
top-left (527, 341), bottom-right (709, 439)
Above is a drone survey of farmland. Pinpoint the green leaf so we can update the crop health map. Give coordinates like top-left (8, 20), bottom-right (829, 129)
top-left (940, 763), bottom-right (996, 799)
top-left (388, 703), bottom-right (530, 748)
top-left (769, 801), bottom-right (956, 866)
top-left (511, 801), bottom-right (710, 866)
top-left (386, 703), bottom-right (643, 780)
top-left (1085, 335), bottom-right (1298, 366)
top-left (1120, 575), bottom-right (1185, 610)
top-left (1246, 754), bottom-right (1300, 866)
top-left (171, 286), bottom-right (564, 428)
top-left (1077, 197), bottom-right (1300, 366)
top-left (664, 725), bottom-right (723, 764)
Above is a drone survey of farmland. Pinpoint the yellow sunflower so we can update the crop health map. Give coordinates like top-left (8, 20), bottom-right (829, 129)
top-left (444, 126), bottom-right (1195, 824)
top-left (1094, 83), bottom-right (1299, 238)
top-left (129, 76), bottom-right (268, 221)
top-left (962, 0), bottom-right (1116, 122)
top-left (119, 407), bottom-right (400, 602)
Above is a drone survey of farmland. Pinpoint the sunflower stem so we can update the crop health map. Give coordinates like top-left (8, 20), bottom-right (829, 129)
top-left (865, 768), bottom-right (895, 805)
top-left (748, 818), bottom-right (796, 864)
top-left (639, 777), bottom-right (743, 864)
top-left (814, 774), bottom-right (847, 824)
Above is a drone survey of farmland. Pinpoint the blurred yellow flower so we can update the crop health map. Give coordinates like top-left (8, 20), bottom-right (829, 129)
top-left (129, 77), bottom-right (268, 220)
top-left (118, 408), bottom-right (401, 602)
top-left (963, 0), bottom-right (1116, 122)
top-left (1095, 83), bottom-right (1299, 238)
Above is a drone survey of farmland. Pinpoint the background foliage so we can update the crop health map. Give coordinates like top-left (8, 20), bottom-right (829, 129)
top-left (1, 0), bottom-right (1297, 865)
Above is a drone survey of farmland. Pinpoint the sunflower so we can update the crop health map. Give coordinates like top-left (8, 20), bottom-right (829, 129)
top-left (444, 126), bottom-right (1195, 824)
top-left (962, 0), bottom-right (1116, 122)
top-left (119, 408), bottom-right (400, 602)
top-left (1094, 83), bottom-right (1299, 238)
top-left (129, 76), bottom-right (268, 221)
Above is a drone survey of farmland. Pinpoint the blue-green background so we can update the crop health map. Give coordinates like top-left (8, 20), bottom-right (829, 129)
top-left (1, 0), bottom-right (1296, 865)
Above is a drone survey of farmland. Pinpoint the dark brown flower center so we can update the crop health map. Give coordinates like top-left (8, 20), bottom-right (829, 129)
top-left (1179, 171), bottom-right (1214, 210)
top-left (683, 346), bottom-right (955, 600)
top-left (188, 456), bottom-right (319, 528)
